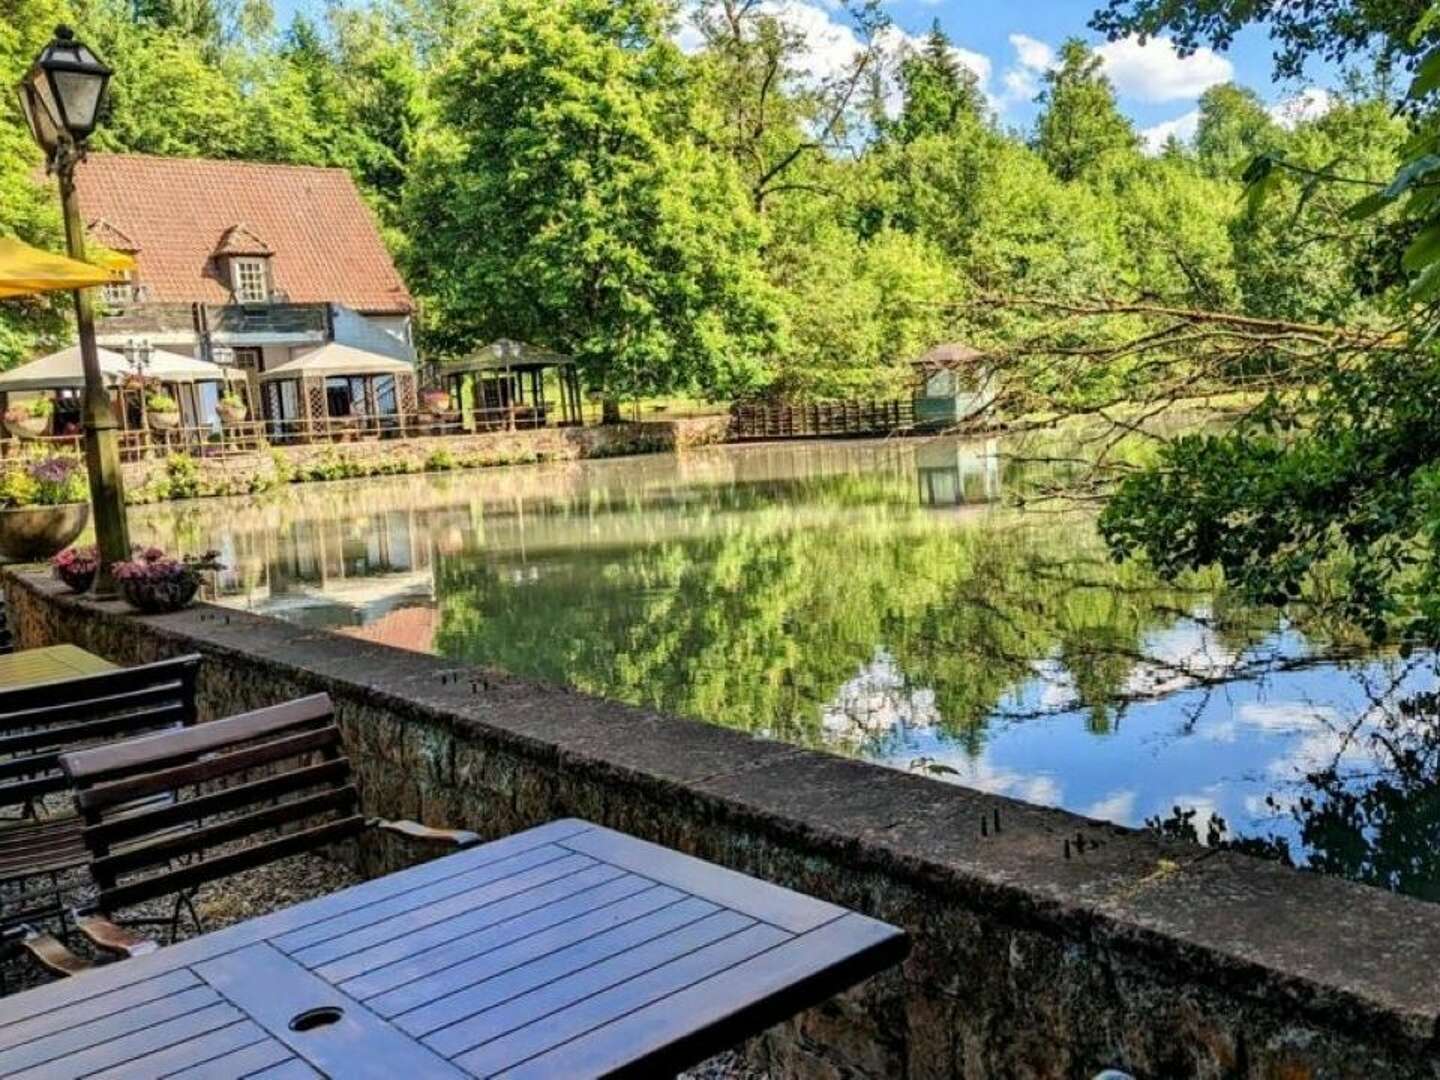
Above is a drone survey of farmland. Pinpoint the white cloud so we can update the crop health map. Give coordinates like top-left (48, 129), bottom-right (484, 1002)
top-left (1085, 789), bottom-right (1138, 824)
top-left (999, 32), bottom-right (1054, 105)
top-left (1010, 33), bottom-right (1054, 73)
top-left (1140, 109), bottom-right (1199, 154)
top-left (1268, 87), bottom-right (1336, 128)
top-left (1094, 34), bottom-right (1233, 103)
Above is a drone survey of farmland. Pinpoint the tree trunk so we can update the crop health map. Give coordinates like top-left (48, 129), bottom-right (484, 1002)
top-left (601, 397), bottom-right (623, 425)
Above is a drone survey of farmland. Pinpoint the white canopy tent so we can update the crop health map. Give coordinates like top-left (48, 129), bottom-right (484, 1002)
top-left (0, 345), bottom-right (248, 393)
top-left (259, 343), bottom-right (415, 381)
top-left (258, 343), bottom-right (417, 431)
top-left (0, 345), bottom-right (130, 393)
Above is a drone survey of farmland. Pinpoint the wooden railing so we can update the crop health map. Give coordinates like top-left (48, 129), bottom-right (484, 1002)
top-left (0, 404), bottom-right (573, 463)
top-left (728, 399), bottom-right (914, 441)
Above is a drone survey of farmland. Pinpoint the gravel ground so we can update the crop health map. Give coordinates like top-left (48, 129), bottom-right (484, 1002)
top-left (0, 815), bottom-right (760, 1078)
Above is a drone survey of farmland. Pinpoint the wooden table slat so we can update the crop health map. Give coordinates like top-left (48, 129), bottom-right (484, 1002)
top-left (557, 825), bottom-right (844, 933)
top-left (423, 908), bottom-right (760, 1056)
top-left (161, 1035), bottom-right (299, 1080)
top-left (275, 843), bottom-right (583, 957)
top-left (289, 852), bottom-right (598, 972)
top-left (499, 912), bottom-right (908, 1080)
top-left (452, 921), bottom-right (791, 1077)
top-left (377, 891), bottom-right (714, 1029)
top-left (82, 1019), bottom-right (266, 1080)
top-left (0, 984), bottom-right (220, 1076)
top-left (323, 863), bottom-right (635, 990)
top-left (6, 1001), bottom-right (244, 1080)
top-left (0, 969), bottom-right (200, 1054)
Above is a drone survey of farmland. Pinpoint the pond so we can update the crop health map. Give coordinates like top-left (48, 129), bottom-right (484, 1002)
top-left (132, 437), bottom-right (1440, 901)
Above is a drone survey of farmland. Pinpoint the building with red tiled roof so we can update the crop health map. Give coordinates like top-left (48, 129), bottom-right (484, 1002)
top-left (72, 153), bottom-right (417, 417)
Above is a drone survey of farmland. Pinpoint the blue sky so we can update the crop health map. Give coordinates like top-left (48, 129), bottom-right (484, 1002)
top-left (272, 0), bottom-right (1342, 149)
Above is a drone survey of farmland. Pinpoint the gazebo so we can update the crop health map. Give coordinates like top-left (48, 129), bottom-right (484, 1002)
top-left (258, 342), bottom-right (417, 440)
top-left (912, 342), bottom-right (997, 430)
top-left (437, 339), bottom-right (583, 431)
top-left (0, 344), bottom-right (249, 435)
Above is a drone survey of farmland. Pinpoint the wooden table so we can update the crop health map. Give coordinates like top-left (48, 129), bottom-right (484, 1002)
top-left (0, 819), bottom-right (907, 1079)
top-left (0, 645), bottom-right (115, 690)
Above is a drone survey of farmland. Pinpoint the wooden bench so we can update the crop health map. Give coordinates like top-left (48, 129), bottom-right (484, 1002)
top-left (0, 654), bottom-right (201, 953)
top-left (20, 693), bottom-right (477, 974)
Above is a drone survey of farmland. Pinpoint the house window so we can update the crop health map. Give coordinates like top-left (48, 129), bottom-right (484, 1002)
top-left (230, 347), bottom-right (263, 373)
top-left (101, 270), bottom-right (133, 307)
top-left (232, 258), bottom-right (269, 304)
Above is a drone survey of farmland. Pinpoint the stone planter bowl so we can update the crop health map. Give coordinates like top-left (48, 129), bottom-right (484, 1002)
top-left (0, 503), bottom-right (89, 562)
top-left (119, 574), bottom-right (200, 615)
top-left (4, 412), bottom-right (50, 440)
top-left (217, 403), bottom-right (248, 425)
top-left (148, 410), bottom-right (181, 432)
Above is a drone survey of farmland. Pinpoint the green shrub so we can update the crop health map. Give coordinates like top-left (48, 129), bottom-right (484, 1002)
top-left (425, 448), bottom-right (457, 471)
top-left (164, 453), bottom-right (201, 499)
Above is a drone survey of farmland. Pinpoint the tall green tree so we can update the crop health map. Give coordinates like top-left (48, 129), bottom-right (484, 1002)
top-left (1033, 38), bottom-right (1138, 183)
top-left (1193, 82), bottom-right (1282, 178)
top-left (403, 0), bottom-right (780, 411)
top-left (891, 19), bottom-right (984, 145)
top-left (0, 0), bottom-right (74, 368)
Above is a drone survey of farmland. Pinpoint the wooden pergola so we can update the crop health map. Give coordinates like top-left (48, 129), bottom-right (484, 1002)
top-left (438, 339), bottom-right (583, 430)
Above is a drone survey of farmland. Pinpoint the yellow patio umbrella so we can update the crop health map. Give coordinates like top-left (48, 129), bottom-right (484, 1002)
top-left (0, 235), bottom-right (135, 300)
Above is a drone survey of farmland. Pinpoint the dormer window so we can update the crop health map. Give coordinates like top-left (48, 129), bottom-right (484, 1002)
top-left (215, 223), bottom-right (275, 305)
top-left (101, 269), bottom-right (134, 307)
top-left (232, 257), bottom-right (269, 304)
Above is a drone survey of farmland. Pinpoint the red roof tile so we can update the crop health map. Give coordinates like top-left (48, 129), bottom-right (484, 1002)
top-left (74, 153), bottom-right (414, 315)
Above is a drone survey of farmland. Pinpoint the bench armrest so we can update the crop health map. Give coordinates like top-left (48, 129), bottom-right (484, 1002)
top-left (10, 926), bottom-right (93, 977)
top-left (370, 818), bottom-right (480, 849)
top-left (75, 914), bottom-right (159, 960)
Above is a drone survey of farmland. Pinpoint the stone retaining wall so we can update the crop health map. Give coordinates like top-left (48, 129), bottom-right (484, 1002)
top-left (121, 416), bottom-right (731, 503)
top-left (9, 569), bottom-right (1440, 1079)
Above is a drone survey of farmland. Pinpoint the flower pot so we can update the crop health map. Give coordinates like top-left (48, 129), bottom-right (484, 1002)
top-left (216, 402), bottom-right (248, 425)
top-left (54, 560), bottom-right (97, 593)
top-left (148, 410), bottom-right (180, 432)
top-left (0, 503), bottom-right (89, 562)
top-left (119, 575), bottom-right (200, 615)
top-left (4, 413), bottom-right (50, 440)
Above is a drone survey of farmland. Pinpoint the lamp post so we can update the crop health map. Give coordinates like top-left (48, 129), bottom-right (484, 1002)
top-left (17, 25), bottom-right (130, 595)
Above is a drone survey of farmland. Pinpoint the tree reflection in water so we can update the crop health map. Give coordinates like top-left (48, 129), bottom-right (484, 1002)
top-left (131, 438), bottom-right (1440, 899)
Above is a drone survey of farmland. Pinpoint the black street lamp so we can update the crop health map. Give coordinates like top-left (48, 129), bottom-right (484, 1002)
top-left (17, 26), bottom-right (130, 594)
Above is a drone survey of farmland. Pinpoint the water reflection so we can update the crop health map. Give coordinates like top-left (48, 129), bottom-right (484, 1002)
top-left (132, 437), bottom-right (1440, 897)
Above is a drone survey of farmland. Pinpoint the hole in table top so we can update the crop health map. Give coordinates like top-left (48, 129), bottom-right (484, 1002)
top-left (289, 1006), bottom-right (344, 1032)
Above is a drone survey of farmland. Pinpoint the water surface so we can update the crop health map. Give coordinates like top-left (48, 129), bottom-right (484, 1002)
top-left (133, 438), bottom-right (1440, 899)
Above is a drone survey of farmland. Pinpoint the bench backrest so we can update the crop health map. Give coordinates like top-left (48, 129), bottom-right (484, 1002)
top-left (0, 654), bottom-right (201, 814)
top-left (59, 693), bottom-right (364, 915)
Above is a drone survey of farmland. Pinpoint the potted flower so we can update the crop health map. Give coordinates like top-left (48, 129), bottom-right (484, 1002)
top-left (113, 546), bottom-right (224, 614)
top-left (52, 545), bottom-right (99, 593)
top-left (420, 387), bottom-right (450, 416)
top-left (0, 453), bottom-right (89, 561)
top-left (216, 392), bottom-right (248, 425)
top-left (3, 397), bottom-right (54, 440)
top-left (146, 391), bottom-right (181, 431)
